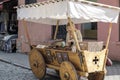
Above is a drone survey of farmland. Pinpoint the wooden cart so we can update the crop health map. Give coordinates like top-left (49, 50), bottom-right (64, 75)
top-left (29, 18), bottom-right (107, 80)
top-left (16, 0), bottom-right (120, 80)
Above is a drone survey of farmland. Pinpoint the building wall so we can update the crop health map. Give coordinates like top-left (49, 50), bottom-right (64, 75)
top-left (17, 0), bottom-right (51, 52)
top-left (18, 0), bottom-right (25, 5)
top-left (98, 0), bottom-right (120, 61)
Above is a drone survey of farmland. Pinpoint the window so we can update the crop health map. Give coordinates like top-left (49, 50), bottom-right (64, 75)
top-left (81, 22), bottom-right (97, 40)
top-left (25, 0), bottom-right (37, 4)
top-left (52, 25), bottom-right (67, 40)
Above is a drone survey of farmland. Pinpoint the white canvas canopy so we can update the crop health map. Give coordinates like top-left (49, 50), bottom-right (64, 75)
top-left (17, 0), bottom-right (120, 25)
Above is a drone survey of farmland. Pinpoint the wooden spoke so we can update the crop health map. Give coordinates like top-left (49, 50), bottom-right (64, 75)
top-left (60, 61), bottom-right (78, 80)
top-left (29, 48), bottom-right (46, 79)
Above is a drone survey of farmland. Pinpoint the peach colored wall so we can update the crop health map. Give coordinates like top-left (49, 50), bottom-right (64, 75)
top-left (98, 0), bottom-right (120, 61)
top-left (17, 0), bottom-right (51, 52)
top-left (98, 0), bottom-right (119, 6)
top-left (18, 21), bottom-right (51, 52)
top-left (18, 0), bottom-right (25, 5)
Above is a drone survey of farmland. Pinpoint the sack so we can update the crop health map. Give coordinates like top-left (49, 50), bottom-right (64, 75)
top-left (106, 58), bottom-right (113, 66)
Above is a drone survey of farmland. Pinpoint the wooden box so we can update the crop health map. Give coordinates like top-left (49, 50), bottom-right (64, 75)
top-left (79, 41), bottom-right (103, 52)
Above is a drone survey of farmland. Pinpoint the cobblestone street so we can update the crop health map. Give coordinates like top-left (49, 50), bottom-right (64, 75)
top-left (0, 61), bottom-right (37, 80)
top-left (0, 61), bottom-right (59, 80)
top-left (0, 51), bottom-right (120, 80)
top-left (105, 61), bottom-right (120, 80)
top-left (1, 60), bottom-right (120, 80)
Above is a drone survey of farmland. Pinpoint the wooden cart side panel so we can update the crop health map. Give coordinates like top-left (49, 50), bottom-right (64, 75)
top-left (38, 48), bottom-right (82, 71)
top-left (83, 49), bottom-right (107, 73)
top-left (38, 48), bottom-right (70, 66)
top-left (52, 49), bottom-right (82, 70)
top-left (68, 53), bottom-right (82, 71)
top-left (41, 49), bottom-right (59, 65)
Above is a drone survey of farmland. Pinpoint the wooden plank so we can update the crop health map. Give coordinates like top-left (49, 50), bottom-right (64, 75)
top-left (54, 20), bottom-right (59, 40)
top-left (46, 64), bottom-right (60, 70)
top-left (103, 23), bottom-right (112, 70)
top-left (106, 23), bottom-right (112, 49)
top-left (79, 41), bottom-right (103, 52)
top-left (68, 17), bottom-right (81, 51)
top-left (83, 49), bottom-right (106, 72)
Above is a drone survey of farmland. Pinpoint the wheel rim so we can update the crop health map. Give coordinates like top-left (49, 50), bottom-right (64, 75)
top-left (60, 61), bottom-right (78, 80)
top-left (29, 48), bottom-right (46, 79)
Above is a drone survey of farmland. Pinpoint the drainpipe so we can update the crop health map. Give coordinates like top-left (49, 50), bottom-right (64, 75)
top-left (119, 0), bottom-right (120, 41)
top-left (3, 10), bottom-right (8, 35)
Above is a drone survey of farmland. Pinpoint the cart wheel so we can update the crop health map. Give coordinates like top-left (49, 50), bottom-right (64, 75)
top-left (88, 72), bottom-right (105, 80)
top-left (60, 61), bottom-right (78, 80)
top-left (29, 48), bottom-right (46, 79)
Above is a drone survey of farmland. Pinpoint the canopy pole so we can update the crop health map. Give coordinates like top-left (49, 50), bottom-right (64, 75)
top-left (102, 23), bottom-right (112, 70)
top-left (105, 23), bottom-right (112, 49)
top-left (68, 17), bottom-right (85, 71)
top-left (54, 20), bottom-right (59, 40)
top-left (22, 20), bottom-right (33, 50)
top-left (68, 17), bottom-right (81, 51)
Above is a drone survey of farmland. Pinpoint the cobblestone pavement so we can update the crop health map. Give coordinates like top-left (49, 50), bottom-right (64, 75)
top-left (0, 60), bottom-right (120, 80)
top-left (105, 61), bottom-right (120, 80)
top-left (0, 61), bottom-right (59, 80)
top-left (0, 51), bottom-right (120, 80)
top-left (0, 61), bottom-right (36, 80)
